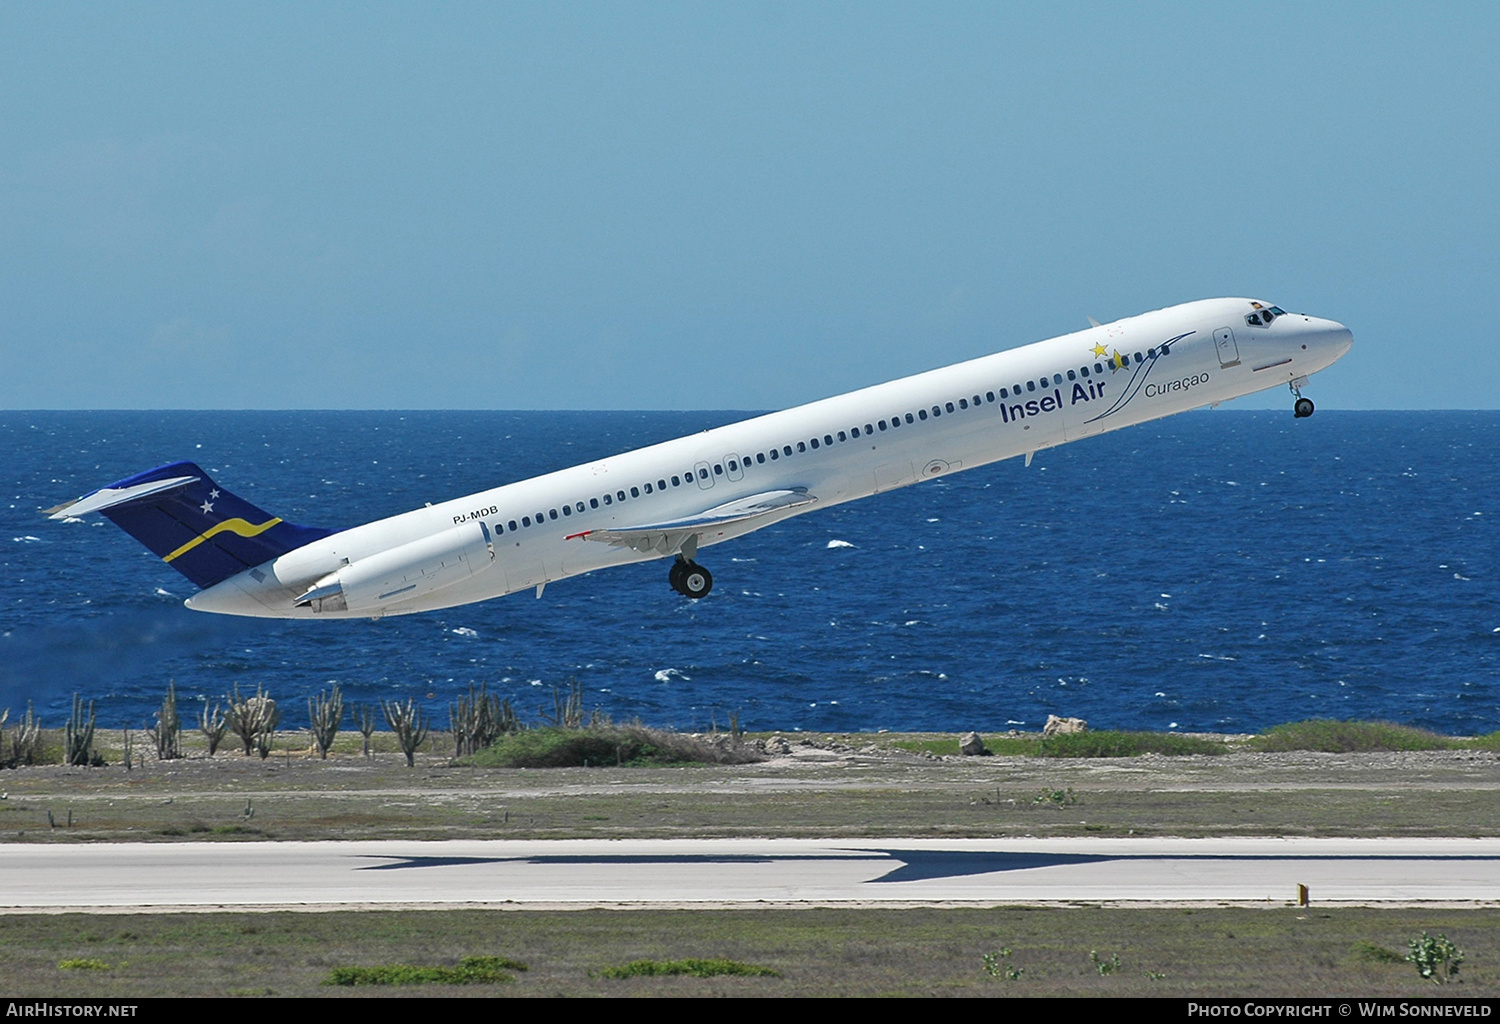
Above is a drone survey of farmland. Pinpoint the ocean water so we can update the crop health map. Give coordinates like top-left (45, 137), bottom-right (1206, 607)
top-left (2, 410), bottom-right (1497, 736)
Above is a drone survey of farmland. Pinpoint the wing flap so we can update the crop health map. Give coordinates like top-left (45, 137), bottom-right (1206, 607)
top-left (572, 488), bottom-right (816, 554)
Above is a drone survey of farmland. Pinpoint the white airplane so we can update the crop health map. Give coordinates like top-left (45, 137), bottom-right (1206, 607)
top-left (47, 298), bottom-right (1351, 619)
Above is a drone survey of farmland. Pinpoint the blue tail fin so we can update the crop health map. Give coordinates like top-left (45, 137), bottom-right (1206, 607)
top-left (47, 462), bottom-right (336, 589)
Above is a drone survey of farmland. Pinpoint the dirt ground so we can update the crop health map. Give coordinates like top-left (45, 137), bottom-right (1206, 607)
top-left (4, 732), bottom-right (1499, 843)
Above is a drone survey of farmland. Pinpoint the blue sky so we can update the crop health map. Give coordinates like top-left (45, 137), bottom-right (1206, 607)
top-left (2, 3), bottom-right (1495, 410)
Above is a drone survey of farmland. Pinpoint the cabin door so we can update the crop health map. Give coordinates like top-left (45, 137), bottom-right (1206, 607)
top-left (1214, 327), bottom-right (1241, 368)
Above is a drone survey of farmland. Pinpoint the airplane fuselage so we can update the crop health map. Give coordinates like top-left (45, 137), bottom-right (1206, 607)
top-left (183, 298), bottom-right (1352, 618)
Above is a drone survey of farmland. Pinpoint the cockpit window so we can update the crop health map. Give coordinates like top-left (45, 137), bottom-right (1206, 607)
top-left (1246, 302), bottom-right (1291, 328)
top-left (1245, 303), bottom-right (1285, 328)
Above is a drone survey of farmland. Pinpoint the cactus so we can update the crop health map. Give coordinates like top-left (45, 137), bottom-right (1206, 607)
top-left (381, 698), bottom-right (429, 767)
top-left (308, 684), bottom-right (344, 759)
top-left (148, 682), bottom-right (182, 760)
top-left (65, 693), bottom-right (97, 767)
top-left (225, 684), bottom-right (280, 758)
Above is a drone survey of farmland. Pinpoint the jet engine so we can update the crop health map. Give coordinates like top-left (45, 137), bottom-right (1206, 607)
top-left (294, 521), bottom-right (496, 613)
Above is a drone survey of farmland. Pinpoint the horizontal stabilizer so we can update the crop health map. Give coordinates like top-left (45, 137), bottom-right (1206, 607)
top-left (47, 462), bottom-right (336, 590)
top-left (573, 488), bottom-right (816, 555)
top-left (46, 474), bottom-right (200, 520)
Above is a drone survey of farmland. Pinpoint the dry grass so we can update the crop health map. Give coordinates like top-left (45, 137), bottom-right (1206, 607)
top-left (1, 907), bottom-right (1497, 997)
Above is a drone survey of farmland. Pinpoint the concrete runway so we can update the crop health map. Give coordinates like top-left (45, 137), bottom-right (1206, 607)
top-left (5, 837), bottom-right (1500, 910)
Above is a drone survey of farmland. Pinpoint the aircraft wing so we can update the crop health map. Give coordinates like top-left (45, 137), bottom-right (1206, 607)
top-left (569, 488), bottom-right (817, 555)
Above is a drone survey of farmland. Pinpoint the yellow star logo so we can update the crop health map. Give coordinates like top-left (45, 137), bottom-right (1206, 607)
top-left (1091, 342), bottom-right (1108, 358)
top-left (1111, 349), bottom-right (1125, 370)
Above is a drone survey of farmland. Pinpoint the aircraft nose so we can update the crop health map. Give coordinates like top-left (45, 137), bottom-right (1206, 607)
top-left (1319, 320), bottom-right (1353, 361)
top-left (1300, 316), bottom-right (1352, 361)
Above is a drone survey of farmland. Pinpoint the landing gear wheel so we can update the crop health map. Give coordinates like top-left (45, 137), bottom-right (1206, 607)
top-left (1294, 397), bottom-right (1315, 419)
top-left (668, 559), bottom-right (688, 593)
top-left (679, 562), bottom-right (712, 599)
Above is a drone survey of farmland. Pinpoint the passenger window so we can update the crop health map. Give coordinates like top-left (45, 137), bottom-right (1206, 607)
top-left (958, 399), bottom-right (967, 409)
top-left (549, 509), bottom-right (558, 520)
top-left (671, 476), bottom-right (680, 486)
top-left (864, 423), bottom-right (874, 433)
top-left (757, 453), bottom-right (766, 463)
top-left (783, 446), bottom-right (793, 456)
top-left (617, 490), bottom-right (626, 500)
top-left (643, 483), bottom-right (652, 494)
top-left (1134, 352), bottom-right (1143, 363)
top-left (589, 499), bottom-right (598, 509)
top-left (495, 522), bottom-right (505, 534)
top-left (522, 516), bottom-right (531, 527)
top-left (713, 465), bottom-right (722, 475)
top-left (986, 391), bottom-right (995, 402)
top-left (797, 442), bottom-right (806, 452)
top-left (1095, 362), bottom-right (1104, 374)
top-left (770, 449), bottom-right (779, 459)
top-left (602, 495), bottom-right (611, 505)
top-left (631, 487), bottom-right (640, 497)
top-left (509, 520), bottom-right (518, 531)
top-left (576, 502), bottom-right (585, 512)
top-left (1066, 370), bottom-right (1076, 381)
top-left (698, 469), bottom-right (709, 480)
top-left (810, 437), bottom-right (819, 449)
top-left (1000, 388), bottom-right (1009, 399)
top-left (562, 505), bottom-right (571, 516)
top-left (1053, 374), bottom-right (1062, 385)
top-left (837, 431), bottom-right (847, 442)
top-left (878, 420), bottom-right (887, 430)
top-left (824, 434), bottom-right (833, 445)
top-left (918, 409), bottom-right (928, 421)
top-left (1026, 381), bottom-right (1036, 392)
top-left (728, 460), bottom-right (737, 471)
top-left (1081, 365), bottom-right (1089, 377)
top-left (658, 479), bottom-right (666, 490)
top-left (904, 413), bottom-right (914, 424)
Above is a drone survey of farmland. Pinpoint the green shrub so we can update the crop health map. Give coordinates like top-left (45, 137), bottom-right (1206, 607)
top-left (1039, 731), bottom-right (1226, 758)
top-left (599, 958), bottom-right (780, 979)
top-left (1251, 720), bottom-right (1459, 753)
top-left (468, 725), bottom-right (761, 768)
top-left (1467, 731), bottom-right (1500, 751)
top-left (326, 955), bottom-right (526, 986)
top-left (1406, 932), bottom-right (1464, 984)
top-left (58, 958), bottom-right (113, 971)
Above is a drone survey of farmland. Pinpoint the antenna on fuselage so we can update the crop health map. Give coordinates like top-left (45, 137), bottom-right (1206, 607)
top-left (1087, 316), bottom-right (1102, 327)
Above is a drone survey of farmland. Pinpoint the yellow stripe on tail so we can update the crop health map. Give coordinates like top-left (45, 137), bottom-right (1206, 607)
top-left (163, 517), bottom-right (283, 563)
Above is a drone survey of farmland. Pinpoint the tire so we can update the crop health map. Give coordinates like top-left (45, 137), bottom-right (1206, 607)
top-left (1294, 397), bottom-right (1315, 418)
top-left (668, 560), bottom-right (687, 593)
top-left (680, 563), bottom-right (712, 599)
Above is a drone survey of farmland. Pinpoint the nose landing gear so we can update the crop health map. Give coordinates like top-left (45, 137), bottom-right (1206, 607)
top-left (669, 556), bottom-right (713, 599)
top-left (1291, 380), bottom-right (1315, 419)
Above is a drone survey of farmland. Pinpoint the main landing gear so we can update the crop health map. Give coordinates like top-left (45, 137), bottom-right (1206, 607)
top-left (669, 556), bottom-right (713, 599)
top-left (1291, 380), bottom-right (1315, 419)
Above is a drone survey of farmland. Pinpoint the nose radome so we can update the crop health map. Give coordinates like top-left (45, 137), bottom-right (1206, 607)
top-left (1332, 322), bottom-right (1353, 357)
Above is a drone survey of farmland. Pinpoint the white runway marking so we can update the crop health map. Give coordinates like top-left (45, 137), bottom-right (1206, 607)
top-left (5, 837), bottom-right (1499, 910)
